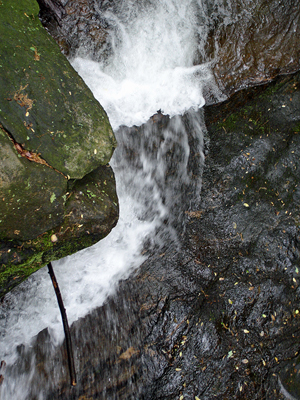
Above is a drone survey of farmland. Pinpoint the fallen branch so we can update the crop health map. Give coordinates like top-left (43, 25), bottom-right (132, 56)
top-left (47, 262), bottom-right (76, 386)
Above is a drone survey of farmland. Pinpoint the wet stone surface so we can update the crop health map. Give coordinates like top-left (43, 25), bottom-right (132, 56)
top-left (16, 71), bottom-right (300, 399)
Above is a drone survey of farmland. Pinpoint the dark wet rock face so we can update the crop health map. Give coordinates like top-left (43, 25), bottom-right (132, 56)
top-left (15, 71), bottom-right (300, 399)
top-left (209, 0), bottom-right (300, 95)
top-left (37, 0), bottom-right (112, 60)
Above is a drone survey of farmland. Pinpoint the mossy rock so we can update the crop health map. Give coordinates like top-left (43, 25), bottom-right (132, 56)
top-left (0, 0), bottom-right (116, 180)
top-left (0, 0), bottom-right (119, 297)
top-left (0, 164), bottom-right (119, 298)
top-left (0, 127), bottom-right (67, 240)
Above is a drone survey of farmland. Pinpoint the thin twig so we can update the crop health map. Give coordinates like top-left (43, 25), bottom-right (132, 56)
top-left (48, 262), bottom-right (76, 386)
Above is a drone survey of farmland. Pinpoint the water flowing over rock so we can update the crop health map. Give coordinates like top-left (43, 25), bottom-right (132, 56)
top-left (37, 0), bottom-right (300, 97)
top-left (0, 0), bottom-right (118, 296)
top-left (2, 71), bottom-right (300, 399)
top-left (1, 0), bottom-right (300, 399)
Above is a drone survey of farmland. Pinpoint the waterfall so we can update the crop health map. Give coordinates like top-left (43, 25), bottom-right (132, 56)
top-left (0, 0), bottom-right (225, 398)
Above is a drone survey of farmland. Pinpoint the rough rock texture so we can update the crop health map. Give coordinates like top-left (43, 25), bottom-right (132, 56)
top-left (37, 0), bottom-right (112, 60)
top-left (0, 0), bottom-right (118, 297)
top-left (209, 0), bottom-right (300, 95)
top-left (11, 71), bottom-right (300, 399)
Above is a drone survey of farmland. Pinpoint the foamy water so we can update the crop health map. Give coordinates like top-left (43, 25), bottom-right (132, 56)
top-left (71, 0), bottom-right (218, 130)
top-left (0, 0), bottom-right (224, 397)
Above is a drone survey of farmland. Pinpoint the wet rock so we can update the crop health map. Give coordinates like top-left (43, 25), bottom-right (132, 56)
top-left (0, 127), bottom-right (67, 240)
top-left (37, 0), bottom-right (112, 60)
top-left (0, 162), bottom-right (118, 298)
top-left (210, 0), bottom-right (300, 95)
top-left (280, 356), bottom-right (300, 400)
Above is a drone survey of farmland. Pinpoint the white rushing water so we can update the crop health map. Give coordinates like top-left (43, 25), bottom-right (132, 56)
top-left (72, 0), bottom-right (217, 130)
top-left (0, 0), bottom-right (224, 397)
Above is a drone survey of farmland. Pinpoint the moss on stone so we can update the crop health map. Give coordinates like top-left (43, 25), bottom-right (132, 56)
top-left (0, 0), bottom-right (116, 179)
top-left (0, 227), bottom-right (99, 297)
top-left (0, 0), bottom-right (119, 297)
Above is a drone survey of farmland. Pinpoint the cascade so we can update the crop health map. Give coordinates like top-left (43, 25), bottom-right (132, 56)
top-left (0, 0), bottom-right (225, 397)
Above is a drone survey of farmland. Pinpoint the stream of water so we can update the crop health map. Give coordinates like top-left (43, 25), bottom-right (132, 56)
top-left (0, 0), bottom-right (226, 398)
